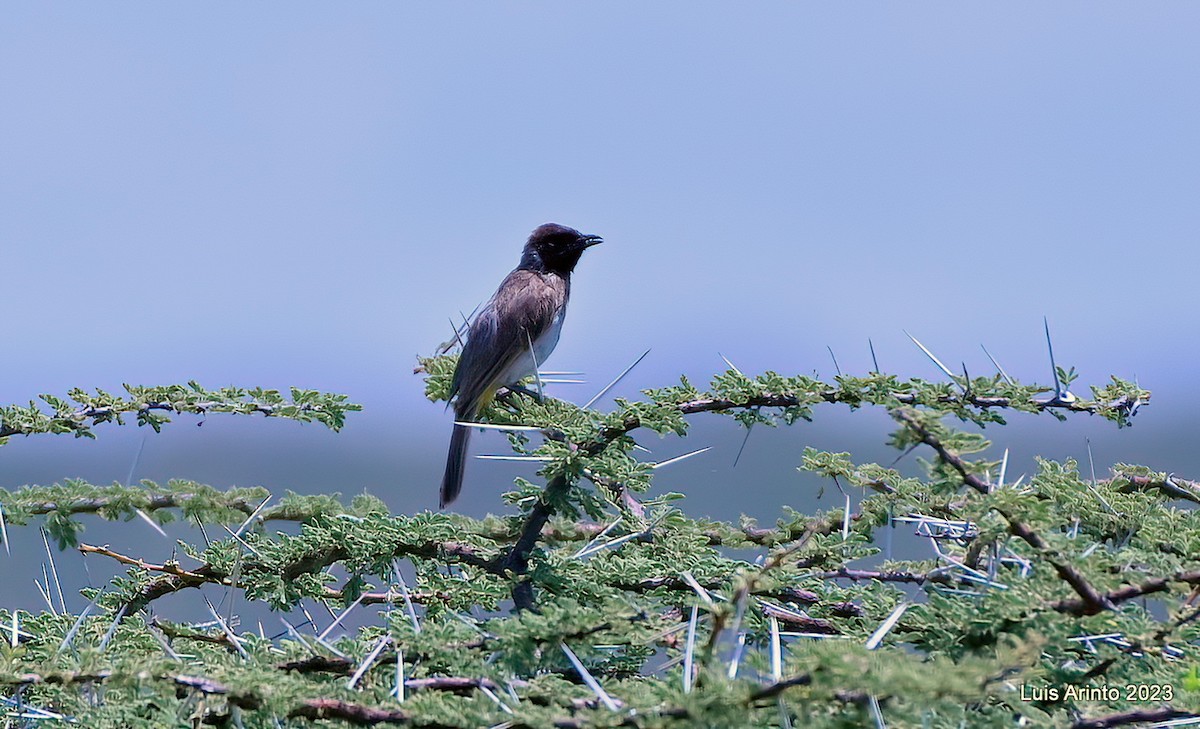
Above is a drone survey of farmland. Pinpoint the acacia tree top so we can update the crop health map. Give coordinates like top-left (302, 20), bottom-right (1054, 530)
top-left (0, 359), bottom-right (1195, 728)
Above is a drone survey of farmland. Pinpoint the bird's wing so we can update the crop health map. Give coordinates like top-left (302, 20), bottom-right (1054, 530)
top-left (449, 269), bottom-right (567, 415)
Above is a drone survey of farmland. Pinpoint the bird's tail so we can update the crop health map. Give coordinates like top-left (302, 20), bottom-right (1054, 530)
top-left (440, 422), bottom-right (472, 508)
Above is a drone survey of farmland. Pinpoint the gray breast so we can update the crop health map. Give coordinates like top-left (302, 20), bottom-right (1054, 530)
top-left (498, 307), bottom-right (566, 386)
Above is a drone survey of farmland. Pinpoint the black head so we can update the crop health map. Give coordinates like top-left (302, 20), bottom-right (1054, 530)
top-left (518, 223), bottom-right (602, 274)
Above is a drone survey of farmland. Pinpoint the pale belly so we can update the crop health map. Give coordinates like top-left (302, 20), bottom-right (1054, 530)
top-left (497, 308), bottom-right (565, 386)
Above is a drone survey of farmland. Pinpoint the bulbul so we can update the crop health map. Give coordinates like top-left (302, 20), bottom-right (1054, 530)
top-left (440, 223), bottom-right (602, 508)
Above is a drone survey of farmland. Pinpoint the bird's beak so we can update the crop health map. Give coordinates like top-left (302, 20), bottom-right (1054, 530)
top-left (579, 234), bottom-right (604, 248)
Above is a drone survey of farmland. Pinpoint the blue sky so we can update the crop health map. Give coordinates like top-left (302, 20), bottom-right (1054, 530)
top-left (1, 4), bottom-right (1198, 530)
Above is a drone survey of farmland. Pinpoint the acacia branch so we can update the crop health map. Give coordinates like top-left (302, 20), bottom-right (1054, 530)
top-left (80, 537), bottom-right (496, 618)
top-left (815, 566), bottom-right (953, 586)
top-left (499, 474), bottom-right (572, 611)
top-left (748, 673), bottom-right (813, 702)
top-left (9, 670), bottom-right (549, 727)
top-left (78, 543), bottom-right (227, 614)
top-left (1072, 707), bottom-right (1196, 729)
top-left (482, 512), bottom-right (859, 549)
top-left (610, 575), bottom-right (821, 605)
top-left (289, 699), bottom-right (423, 726)
top-left (0, 386), bottom-right (360, 439)
top-left (1115, 473), bottom-right (1200, 504)
top-left (5, 670), bottom-right (263, 710)
top-left (587, 388), bottom-right (1131, 455)
top-left (892, 409), bottom-right (1113, 615)
top-left (1054, 569), bottom-right (1200, 614)
top-left (17, 491), bottom-right (259, 519)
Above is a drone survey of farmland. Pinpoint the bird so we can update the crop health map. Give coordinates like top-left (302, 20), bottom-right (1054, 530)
top-left (440, 223), bottom-right (603, 508)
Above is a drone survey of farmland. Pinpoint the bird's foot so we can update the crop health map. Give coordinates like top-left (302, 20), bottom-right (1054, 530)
top-left (506, 383), bottom-right (545, 403)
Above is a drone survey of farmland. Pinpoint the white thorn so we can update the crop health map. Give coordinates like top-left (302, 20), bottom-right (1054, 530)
top-left (584, 348), bottom-right (651, 409)
top-left (903, 330), bottom-right (957, 382)
top-left (865, 603), bottom-right (909, 650)
top-left (651, 446), bottom-right (712, 470)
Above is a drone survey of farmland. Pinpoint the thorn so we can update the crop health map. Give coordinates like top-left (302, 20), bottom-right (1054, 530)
top-left (732, 416), bottom-right (757, 468)
top-left (997, 449), bottom-right (1009, 491)
top-left (234, 496), bottom-right (273, 538)
top-left (1043, 316), bottom-right (1074, 402)
top-left (827, 346), bottom-right (843, 377)
top-left (561, 642), bottom-right (621, 710)
top-left (980, 344), bottom-right (1014, 385)
top-left (34, 575), bottom-right (56, 614)
top-left (571, 517), bottom-right (624, 559)
top-left (524, 330), bottom-right (544, 401)
top-left (573, 531), bottom-right (645, 560)
top-left (461, 303), bottom-right (481, 331)
top-left (475, 454), bottom-right (553, 462)
top-left (277, 617), bottom-right (314, 650)
top-left (394, 648), bottom-right (405, 702)
top-left (778, 698), bottom-right (795, 729)
top-left (318, 591), bottom-right (368, 641)
top-left (1085, 438), bottom-right (1119, 515)
top-left (651, 446), bottom-right (711, 470)
top-left (903, 330), bottom-right (959, 386)
top-left (718, 352), bottom-right (744, 376)
top-left (680, 571), bottom-right (715, 606)
top-left (478, 682), bottom-right (513, 714)
top-left (392, 564), bottom-right (421, 634)
top-left (726, 631), bottom-right (748, 679)
top-left (865, 602), bottom-right (909, 650)
top-left (203, 594), bottom-right (248, 659)
top-left (1044, 316), bottom-right (1061, 398)
top-left (584, 348), bottom-right (651, 409)
top-left (223, 551), bottom-right (243, 628)
top-left (868, 694), bottom-right (887, 729)
top-left (717, 592), bottom-right (752, 683)
top-left (56, 589), bottom-right (104, 655)
top-left (134, 509), bottom-right (168, 539)
top-left (447, 317), bottom-right (465, 349)
top-left (869, 339), bottom-right (880, 374)
top-left (124, 434), bottom-right (148, 488)
top-left (40, 528), bottom-right (67, 613)
top-left (441, 307), bottom-right (477, 354)
top-left (769, 615), bottom-right (782, 681)
top-left (195, 516), bottom-right (212, 548)
top-left (219, 524), bottom-right (264, 558)
top-left (99, 604), bottom-right (129, 651)
top-left (348, 634), bottom-right (391, 690)
top-left (0, 502), bottom-right (9, 556)
top-left (889, 442), bottom-right (921, 468)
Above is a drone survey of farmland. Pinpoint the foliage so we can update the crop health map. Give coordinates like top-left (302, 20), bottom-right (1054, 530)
top-left (0, 383), bottom-right (361, 442)
top-left (0, 363), bottom-right (1196, 728)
